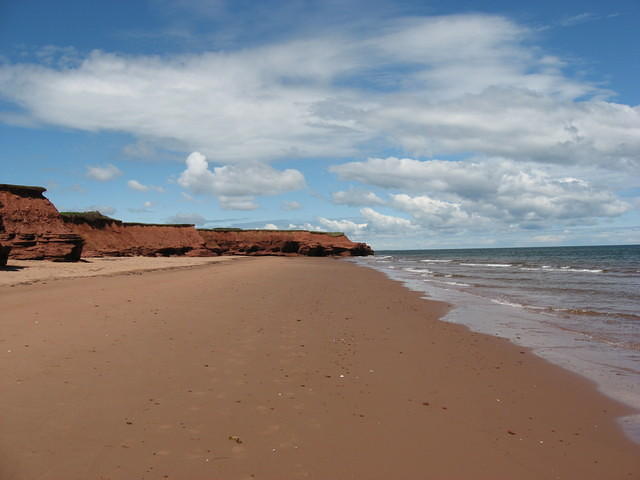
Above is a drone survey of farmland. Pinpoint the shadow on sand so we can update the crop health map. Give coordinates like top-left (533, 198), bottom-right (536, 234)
top-left (0, 265), bottom-right (27, 272)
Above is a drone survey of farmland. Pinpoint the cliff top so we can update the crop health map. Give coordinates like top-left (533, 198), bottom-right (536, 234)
top-left (60, 212), bottom-right (345, 236)
top-left (60, 211), bottom-right (123, 227)
top-left (199, 228), bottom-right (345, 236)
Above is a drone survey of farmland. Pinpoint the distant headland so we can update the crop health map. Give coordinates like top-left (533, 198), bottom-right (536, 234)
top-left (0, 183), bottom-right (373, 265)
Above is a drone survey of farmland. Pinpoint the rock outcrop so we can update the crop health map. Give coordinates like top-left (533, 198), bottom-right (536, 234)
top-left (61, 212), bottom-right (211, 257)
top-left (198, 228), bottom-right (373, 257)
top-left (0, 184), bottom-right (84, 261)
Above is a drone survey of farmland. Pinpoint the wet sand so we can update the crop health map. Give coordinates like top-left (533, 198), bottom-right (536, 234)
top-left (1, 256), bottom-right (638, 479)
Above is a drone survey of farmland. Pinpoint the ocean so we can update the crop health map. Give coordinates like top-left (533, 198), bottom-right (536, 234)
top-left (352, 244), bottom-right (640, 441)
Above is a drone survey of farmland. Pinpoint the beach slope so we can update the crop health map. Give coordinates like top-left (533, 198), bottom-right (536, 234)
top-left (0, 257), bottom-right (637, 479)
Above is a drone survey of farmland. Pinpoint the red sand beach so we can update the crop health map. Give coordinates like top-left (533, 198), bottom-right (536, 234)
top-left (1, 257), bottom-right (638, 479)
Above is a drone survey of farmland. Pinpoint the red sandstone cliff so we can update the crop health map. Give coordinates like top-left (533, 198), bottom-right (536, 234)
top-left (61, 212), bottom-right (211, 257)
top-left (0, 184), bottom-right (84, 261)
top-left (0, 183), bottom-right (373, 260)
top-left (198, 228), bottom-right (373, 256)
top-left (63, 212), bottom-right (373, 258)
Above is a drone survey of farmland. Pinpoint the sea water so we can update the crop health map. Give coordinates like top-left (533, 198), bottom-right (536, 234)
top-left (352, 245), bottom-right (640, 442)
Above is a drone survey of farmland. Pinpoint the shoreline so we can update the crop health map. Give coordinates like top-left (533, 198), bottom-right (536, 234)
top-left (1, 257), bottom-right (638, 478)
top-left (351, 252), bottom-right (640, 443)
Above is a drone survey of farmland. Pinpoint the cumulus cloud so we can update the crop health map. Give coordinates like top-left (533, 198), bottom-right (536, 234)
top-left (177, 151), bottom-right (305, 210)
top-left (127, 179), bottom-right (148, 191)
top-left (316, 208), bottom-right (414, 236)
top-left (332, 156), bottom-right (630, 230)
top-left (246, 207), bottom-right (415, 242)
top-left (287, 222), bottom-right (324, 232)
top-left (389, 194), bottom-right (479, 229)
top-left (1, 15), bottom-right (638, 170)
top-left (2, 12), bottom-right (638, 247)
top-left (317, 217), bottom-right (368, 236)
top-left (360, 207), bottom-right (416, 232)
top-left (371, 89), bottom-right (640, 169)
top-left (86, 164), bottom-right (122, 181)
top-left (127, 179), bottom-right (165, 192)
top-left (331, 188), bottom-right (385, 206)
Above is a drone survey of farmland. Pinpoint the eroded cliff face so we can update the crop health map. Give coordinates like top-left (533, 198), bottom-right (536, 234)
top-left (61, 213), bottom-right (211, 257)
top-left (63, 214), bottom-right (373, 258)
top-left (198, 229), bottom-right (373, 257)
top-left (0, 184), bottom-right (84, 261)
top-left (0, 184), bottom-right (373, 260)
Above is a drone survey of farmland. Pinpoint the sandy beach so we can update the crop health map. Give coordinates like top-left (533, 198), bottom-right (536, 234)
top-left (1, 256), bottom-right (638, 479)
top-left (0, 256), bottom-right (240, 288)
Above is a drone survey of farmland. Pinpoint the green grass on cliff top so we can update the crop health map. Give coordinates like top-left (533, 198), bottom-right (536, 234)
top-left (60, 211), bottom-right (117, 221)
top-left (59, 213), bottom-right (344, 236)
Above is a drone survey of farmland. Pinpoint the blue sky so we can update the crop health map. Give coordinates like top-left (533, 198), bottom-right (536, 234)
top-left (0, 0), bottom-right (638, 249)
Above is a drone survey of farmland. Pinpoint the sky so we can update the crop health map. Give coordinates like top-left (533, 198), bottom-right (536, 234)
top-left (0, 0), bottom-right (638, 250)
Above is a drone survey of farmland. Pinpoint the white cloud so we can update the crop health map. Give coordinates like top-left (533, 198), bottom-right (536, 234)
top-left (177, 151), bottom-right (305, 210)
top-left (287, 222), bottom-right (324, 232)
top-left (316, 208), bottom-right (414, 236)
top-left (389, 194), bottom-right (479, 229)
top-left (263, 223), bottom-right (279, 230)
top-left (127, 179), bottom-right (148, 191)
top-left (370, 89), bottom-right (640, 169)
top-left (2, 13), bottom-right (638, 248)
top-left (127, 179), bottom-right (165, 192)
top-left (317, 217), bottom-right (368, 236)
top-left (218, 196), bottom-right (259, 211)
top-left (333, 156), bottom-right (630, 230)
top-left (331, 156), bottom-right (511, 196)
top-left (86, 164), bottom-right (122, 181)
top-left (360, 207), bottom-right (415, 232)
top-left (331, 188), bottom-right (385, 206)
top-left (1, 15), bottom-right (638, 170)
